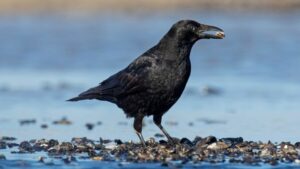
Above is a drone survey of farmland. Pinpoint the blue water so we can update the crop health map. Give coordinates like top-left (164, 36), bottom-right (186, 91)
top-left (1, 11), bottom-right (300, 168)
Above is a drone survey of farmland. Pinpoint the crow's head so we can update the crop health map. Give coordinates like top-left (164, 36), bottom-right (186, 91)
top-left (167, 20), bottom-right (225, 44)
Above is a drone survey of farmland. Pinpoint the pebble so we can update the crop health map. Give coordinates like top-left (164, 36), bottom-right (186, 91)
top-left (220, 137), bottom-right (243, 146)
top-left (114, 139), bottom-right (123, 145)
top-left (19, 119), bottom-right (36, 125)
top-left (207, 142), bottom-right (229, 150)
top-left (180, 138), bottom-right (193, 146)
top-left (154, 133), bottom-right (164, 138)
top-left (0, 136), bottom-right (17, 141)
top-left (85, 123), bottom-right (94, 130)
top-left (53, 117), bottom-right (72, 125)
top-left (0, 154), bottom-right (6, 160)
top-left (201, 85), bottom-right (221, 96)
top-left (41, 124), bottom-right (48, 129)
top-left (18, 141), bottom-right (34, 153)
top-left (0, 141), bottom-right (7, 149)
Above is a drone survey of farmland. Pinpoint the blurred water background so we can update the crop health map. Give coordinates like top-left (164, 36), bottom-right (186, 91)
top-left (0, 0), bottom-right (300, 168)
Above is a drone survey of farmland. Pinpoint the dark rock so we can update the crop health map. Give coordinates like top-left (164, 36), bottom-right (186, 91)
top-left (85, 123), bottom-right (94, 130)
top-left (295, 142), bottom-right (300, 149)
top-left (0, 154), bottom-right (6, 160)
top-left (19, 119), bottom-right (36, 125)
top-left (19, 141), bottom-right (34, 152)
top-left (0, 141), bottom-right (6, 149)
top-left (97, 121), bottom-right (102, 125)
top-left (0, 136), bottom-right (16, 141)
top-left (7, 142), bottom-right (19, 148)
top-left (100, 138), bottom-right (112, 144)
top-left (38, 156), bottom-right (46, 163)
top-left (154, 133), bottom-right (164, 138)
top-left (48, 139), bottom-right (59, 148)
top-left (114, 139), bottom-right (123, 145)
top-left (41, 124), bottom-right (48, 129)
top-left (180, 138), bottom-right (193, 146)
top-left (220, 137), bottom-right (243, 146)
top-left (192, 136), bottom-right (202, 145)
top-left (159, 140), bottom-right (168, 145)
top-left (188, 122), bottom-right (194, 126)
top-left (201, 85), bottom-right (221, 96)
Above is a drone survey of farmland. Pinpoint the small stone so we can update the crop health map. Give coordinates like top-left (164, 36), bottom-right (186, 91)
top-left (154, 133), bottom-right (164, 138)
top-left (147, 137), bottom-right (156, 145)
top-left (159, 140), bottom-right (168, 145)
top-left (188, 122), bottom-right (194, 126)
top-left (0, 141), bottom-right (6, 149)
top-left (220, 137), bottom-right (243, 146)
top-left (114, 139), bottom-right (123, 145)
top-left (7, 143), bottom-right (19, 148)
top-left (85, 123), bottom-right (94, 130)
top-left (53, 117), bottom-right (72, 125)
top-left (100, 138), bottom-right (112, 144)
top-left (0, 136), bottom-right (16, 141)
top-left (19, 141), bottom-right (34, 152)
top-left (41, 124), bottom-right (48, 129)
top-left (201, 85), bottom-right (221, 96)
top-left (295, 142), bottom-right (300, 149)
top-left (0, 154), bottom-right (6, 160)
top-left (19, 119), bottom-right (36, 125)
top-left (207, 142), bottom-right (229, 150)
top-left (180, 138), bottom-right (193, 146)
top-left (38, 156), bottom-right (46, 163)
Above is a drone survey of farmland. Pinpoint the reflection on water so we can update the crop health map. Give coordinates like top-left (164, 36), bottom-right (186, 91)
top-left (0, 11), bottom-right (300, 146)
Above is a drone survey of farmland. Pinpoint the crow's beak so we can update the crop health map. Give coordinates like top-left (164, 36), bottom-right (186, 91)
top-left (198, 24), bottom-right (225, 39)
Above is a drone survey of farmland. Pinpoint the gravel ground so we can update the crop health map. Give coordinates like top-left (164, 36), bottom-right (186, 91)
top-left (1, 136), bottom-right (300, 166)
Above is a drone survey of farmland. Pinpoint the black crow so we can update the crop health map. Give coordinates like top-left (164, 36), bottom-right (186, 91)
top-left (68, 20), bottom-right (225, 147)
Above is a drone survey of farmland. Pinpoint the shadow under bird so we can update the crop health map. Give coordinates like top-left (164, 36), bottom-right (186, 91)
top-left (68, 20), bottom-right (225, 147)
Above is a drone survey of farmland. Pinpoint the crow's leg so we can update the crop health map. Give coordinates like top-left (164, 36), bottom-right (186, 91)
top-left (153, 115), bottom-right (174, 145)
top-left (133, 115), bottom-right (146, 147)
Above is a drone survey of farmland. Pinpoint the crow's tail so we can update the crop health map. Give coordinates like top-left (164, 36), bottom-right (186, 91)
top-left (67, 86), bottom-right (101, 102)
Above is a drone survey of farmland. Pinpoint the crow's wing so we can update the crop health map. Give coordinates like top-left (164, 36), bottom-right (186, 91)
top-left (68, 56), bottom-right (154, 103)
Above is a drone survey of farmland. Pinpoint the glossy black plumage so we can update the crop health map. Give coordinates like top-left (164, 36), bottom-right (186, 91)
top-left (68, 20), bottom-right (224, 146)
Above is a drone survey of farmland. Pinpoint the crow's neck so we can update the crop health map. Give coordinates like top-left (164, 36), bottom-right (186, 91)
top-left (155, 36), bottom-right (195, 63)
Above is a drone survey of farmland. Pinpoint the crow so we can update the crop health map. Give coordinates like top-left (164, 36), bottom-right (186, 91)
top-left (68, 20), bottom-right (225, 147)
